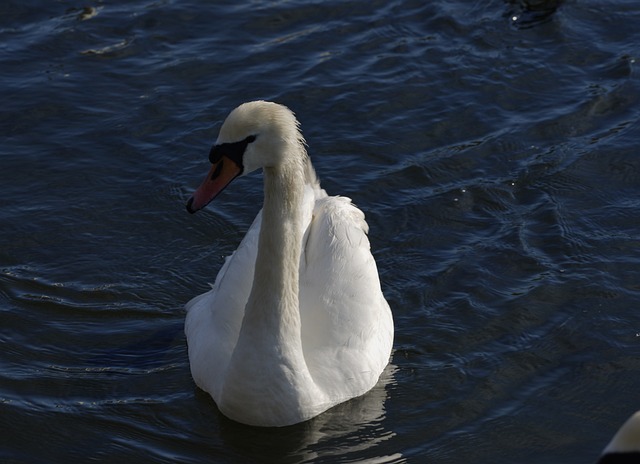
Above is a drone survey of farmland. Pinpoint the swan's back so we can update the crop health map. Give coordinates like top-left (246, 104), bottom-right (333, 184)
top-left (300, 193), bottom-right (393, 401)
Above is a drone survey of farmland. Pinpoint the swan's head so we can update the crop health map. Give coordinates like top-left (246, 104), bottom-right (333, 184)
top-left (186, 101), bottom-right (304, 214)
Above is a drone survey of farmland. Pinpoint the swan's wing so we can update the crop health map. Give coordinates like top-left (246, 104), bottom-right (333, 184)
top-left (299, 195), bottom-right (394, 398)
top-left (184, 211), bottom-right (261, 398)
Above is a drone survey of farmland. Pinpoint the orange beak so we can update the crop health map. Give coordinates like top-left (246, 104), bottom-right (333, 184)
top-left (186, 156), bottom-right (242, 213)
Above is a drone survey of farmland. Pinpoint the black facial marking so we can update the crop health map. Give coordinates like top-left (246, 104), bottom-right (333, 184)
top-left (208, 134), bottom-right (258, 170)
top-left (210, 160), bottom-right (223, 180)
top-left (208, 145), bottom-right (223, 164)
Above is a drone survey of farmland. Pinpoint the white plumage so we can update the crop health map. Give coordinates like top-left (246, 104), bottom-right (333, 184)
top-left (185, 101), bottom-right (393, 427)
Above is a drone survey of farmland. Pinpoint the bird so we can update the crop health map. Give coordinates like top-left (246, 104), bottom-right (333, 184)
top-left (184, 101), bottom-right (394, 427)
top-left (597, 410), bottom-right (640, 463)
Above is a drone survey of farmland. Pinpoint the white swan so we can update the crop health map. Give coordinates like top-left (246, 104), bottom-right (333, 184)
top-left (184, 101), bottom-right (394, 427)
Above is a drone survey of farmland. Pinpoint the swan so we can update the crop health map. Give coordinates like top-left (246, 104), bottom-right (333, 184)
top-left (598, 411), bottom-right (640, 463)
top-left (184, 101), bottom-right (394, 427)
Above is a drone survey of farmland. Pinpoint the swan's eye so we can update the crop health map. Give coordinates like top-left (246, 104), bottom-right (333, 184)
top-left (246, 134), bottom-right (257, 144)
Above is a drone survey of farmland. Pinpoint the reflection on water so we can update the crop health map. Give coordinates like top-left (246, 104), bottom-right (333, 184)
top-left (216, 366), bottom-right (400, 463)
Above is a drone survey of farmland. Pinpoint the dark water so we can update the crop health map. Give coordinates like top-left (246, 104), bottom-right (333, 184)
top-left (2, 0), bottom-right (640, 462)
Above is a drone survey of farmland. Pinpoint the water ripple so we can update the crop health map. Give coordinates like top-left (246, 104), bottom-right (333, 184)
top-left (2, 0), bottom-right (640, 462)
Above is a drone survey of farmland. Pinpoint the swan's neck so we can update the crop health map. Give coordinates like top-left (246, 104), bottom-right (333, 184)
top-left (243, 156), bottom-right (305, 345)
top-left (219, 149), bottom-right (325, 424)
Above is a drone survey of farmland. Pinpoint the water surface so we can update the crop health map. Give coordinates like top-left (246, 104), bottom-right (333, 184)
top-left (2, 0), bottom-right (640, 462)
